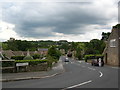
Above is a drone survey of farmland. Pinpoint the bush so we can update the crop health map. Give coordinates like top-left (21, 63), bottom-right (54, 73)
top-left (84, 54), bottom-right (103, 62)
top-left (23, 56), bottom-right (33, 60)
top-left (46, 55), bottom-right (58, 67)
top-left (48, 46), bottom-right (61, 60)
top-left (32, 54), bottom-right (40, 59)
top-left (15, 60), bottom-right (48, 66)
top-left (11, 56), bottom-right (25, 60)
top-left (2, 61), bottom-right (15, 67)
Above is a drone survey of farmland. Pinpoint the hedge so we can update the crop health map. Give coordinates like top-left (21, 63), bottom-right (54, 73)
top-left (84, 54), bottom-right (103, 62)
top-left (2, 61), bottom-right (15, 67)
top-left (15, 60), bottom-right (48, 66)
top-left (11, 56), bottom-right (25, 60)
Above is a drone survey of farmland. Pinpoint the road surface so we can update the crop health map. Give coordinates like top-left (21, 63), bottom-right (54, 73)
top-left (2, 56), bottom-right (119, 89)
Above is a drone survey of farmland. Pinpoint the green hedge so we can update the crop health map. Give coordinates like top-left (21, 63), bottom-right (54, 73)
top-left (2, 61), bottom-right (15, 67)
top-left (15, 60), bottom-right (48, 65)
top-left (32, 54), bottom-right (40, 59)
top-left (84, 54), bottom-right (103, 62)
top-left (11, 56), bottom-right (25, 60)
top-left (2, 57), bottom-right (57, 67)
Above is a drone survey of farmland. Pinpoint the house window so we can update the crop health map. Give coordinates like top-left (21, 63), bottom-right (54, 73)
top-left (110, 39), bottom-right (116, 47)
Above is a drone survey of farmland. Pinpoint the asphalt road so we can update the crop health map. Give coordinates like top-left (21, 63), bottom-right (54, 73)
top-left (2, 56), bottom-right (119, 89)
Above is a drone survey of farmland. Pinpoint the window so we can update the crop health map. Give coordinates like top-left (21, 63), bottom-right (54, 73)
top-left (110, 39), bottom-right (116, 47)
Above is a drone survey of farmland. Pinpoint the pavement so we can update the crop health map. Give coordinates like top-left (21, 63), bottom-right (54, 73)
top-left (1, 59), bottom-right (65, 82)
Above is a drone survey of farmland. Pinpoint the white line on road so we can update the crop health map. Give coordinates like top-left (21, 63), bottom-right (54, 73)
top-left (99, 71), bottom-right (103, 77)
top-left (86, 63), bottom-right (90, 64)
top-left (111, 67), bottom-right (119, 69)
top-left (63, 80), bottom-right (92, 90)
top-left (88, 67), bottom-right (96, 71)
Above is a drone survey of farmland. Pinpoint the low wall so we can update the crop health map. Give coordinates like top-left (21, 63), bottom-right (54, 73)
top-left (2, 63), bottom-right (49, 73)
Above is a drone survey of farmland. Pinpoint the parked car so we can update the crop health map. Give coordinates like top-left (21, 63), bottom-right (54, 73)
top-left (64, 57), bottom-right (69, 62)
top-left (91, 58), bottom-right (104, 67)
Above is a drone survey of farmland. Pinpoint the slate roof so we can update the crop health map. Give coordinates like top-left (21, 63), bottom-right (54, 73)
top-left (2, 50), bottom-right (14, 59)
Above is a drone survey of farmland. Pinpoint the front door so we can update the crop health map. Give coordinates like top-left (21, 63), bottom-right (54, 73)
top-left (105, 53), bottom-right (107, 64)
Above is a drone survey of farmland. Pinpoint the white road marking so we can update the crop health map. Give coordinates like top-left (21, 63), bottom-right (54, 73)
top-left (111, 67), bottom-right (119, 69)
top-left (86, 63), bottom-right (90, 64)
top-left (88, 67), bottom-right (96, 71)
top-left (99, 71), bottom-right (103, 77)
top-left (63, 80), bottom-right (92, 89)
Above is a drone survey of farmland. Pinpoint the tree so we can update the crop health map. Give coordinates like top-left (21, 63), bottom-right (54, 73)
top-left (75, 43), bottom-right (86, 60)
top-left (101, 32), bottom-right (111, 41)
top-left (48, 46), bottom-right (61, 60)
top-left (32, 54), bottom-right (40, 59)
top-left (84, 39), bottom-right (105, 55)
top-left (59, 43), bottom-right (70, 54)
top-left (2, 43), bottom-right (8, 50)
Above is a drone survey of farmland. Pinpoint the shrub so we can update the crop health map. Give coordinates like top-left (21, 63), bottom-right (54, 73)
top-left (11, 56), bottom-right (25, 60)
top-left (84, 54), bottom-right (103, 62)
top-left (48, 46), bottom-right (61, 60)
top-left (23, 56), bottom-right (33, 60)
top-left (15, 60), bottom-right (48, 66)
top-left (32, 54), bottom-right (40, 59)
top-left (46, 55), bottom-right (58, 67)
top-left (2, 61), bottom-right (15, 67)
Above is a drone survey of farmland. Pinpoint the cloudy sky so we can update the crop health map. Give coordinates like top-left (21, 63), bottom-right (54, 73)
top-left (0, 0), bottom-right (119, 42)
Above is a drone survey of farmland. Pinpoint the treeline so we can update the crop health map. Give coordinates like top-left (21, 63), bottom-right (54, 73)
top-left (2, 32), bottom-right (111, 60)
top-left (57, 32), bottom-right (111, 60)
top-left (2, 40), bottom-right (57, 51)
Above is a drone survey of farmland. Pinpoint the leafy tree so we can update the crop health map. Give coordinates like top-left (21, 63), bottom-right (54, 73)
top-left (75, 47), bottom-right (82, 60)
top-left (59, 43), bottom-right (70, 54)
top-left (101, 32), bottom-right (111, 41)
top-left (84, 39), bottom-right (105, 55)
top-left (75, 43), bottom-right (86, 60)
top-left (2, 43), bottom-right (8, 50)
top-left (32, 54), bottom-right (40, 59)
top-left (48, 46), bottom-right (61, 60)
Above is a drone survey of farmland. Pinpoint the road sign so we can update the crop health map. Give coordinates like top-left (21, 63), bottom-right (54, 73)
top-left (16, 63), bottom-right (29, 66)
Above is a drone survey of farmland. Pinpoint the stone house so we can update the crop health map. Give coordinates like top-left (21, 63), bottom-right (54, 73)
top-left (103, 24), bottom-right (120, 67)
top-left (2, 48), bottom-right (48, 60)
top-left (60, 49), bottom-right (65, 55)
top-left (37, 48), bottom-right (48, 56)
top-left (2, 50), bottom-right (15, 59)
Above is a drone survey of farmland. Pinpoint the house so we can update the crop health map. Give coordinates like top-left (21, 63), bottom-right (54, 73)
top-left (12, 51), bottom-right (24, 56)
top-left (103, 24), bottom-right (120, 67)
top-left (60, 49), bottom-right (65, 55)
top-left (2, 48), bottom-right (48, 59)
top-left (2, 50), bottom-right (15, 59)
top-left (37, 48), bottom-right (48, 55)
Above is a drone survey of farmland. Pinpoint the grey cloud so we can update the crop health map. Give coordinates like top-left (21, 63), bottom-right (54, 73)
top-left (2, 2), bottom-right (116, 38)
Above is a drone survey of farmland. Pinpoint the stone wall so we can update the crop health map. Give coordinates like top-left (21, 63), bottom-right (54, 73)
top-left (2, 63), bottom-right (49, 73)
top-left (104, 27), bottom-right (119, 66)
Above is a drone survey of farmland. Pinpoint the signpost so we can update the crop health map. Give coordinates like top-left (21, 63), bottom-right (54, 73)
top-left (16, 63), bottom-right (29, 66)
top-left (16, 63), bottom-right (29, 72)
